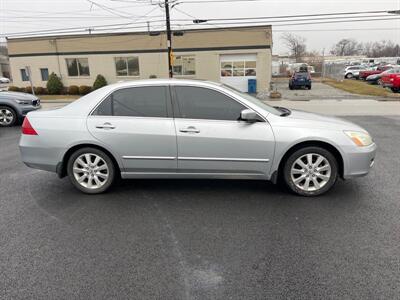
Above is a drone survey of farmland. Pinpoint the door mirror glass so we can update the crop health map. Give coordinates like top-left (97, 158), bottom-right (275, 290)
top-left (240, 109), bottom-right (263, 122)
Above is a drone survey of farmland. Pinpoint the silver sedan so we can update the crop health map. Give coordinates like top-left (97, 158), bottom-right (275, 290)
top-left (19, 79), bottom-right (376, 196)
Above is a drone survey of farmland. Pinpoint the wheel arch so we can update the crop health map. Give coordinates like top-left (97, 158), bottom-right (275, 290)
top-left (57, 143), bottom-right (122, 178)
top-left (273, 140), bottom-right (344, 183)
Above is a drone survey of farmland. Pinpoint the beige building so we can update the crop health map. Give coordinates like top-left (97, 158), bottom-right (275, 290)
top-left (7, 25), bottom-right (272, 92)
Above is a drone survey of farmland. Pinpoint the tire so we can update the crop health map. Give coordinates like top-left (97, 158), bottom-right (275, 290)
top-left (289, 84), bottom-right (293, 90)
top-left (391, 87), bottom-right (400, 93)
top-left (283, 146), bottom-right (338, 197)
top-left (67, 147), bottom-right (115, 194)
top-left (0, 106), bottom-right (17, 127)
top-left (345, 73), bottom-right (353, 79)
top-left (307, 85), bottom-right (312, 90)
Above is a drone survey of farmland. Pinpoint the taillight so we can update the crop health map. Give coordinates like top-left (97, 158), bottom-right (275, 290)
top-left (21, 117), bottom-right (38, 135)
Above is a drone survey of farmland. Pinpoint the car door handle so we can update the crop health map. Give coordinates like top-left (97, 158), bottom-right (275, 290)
top-left (96, 122), bottom-right (115, 130)
top-left (179, 126), bottom-right (200, 133)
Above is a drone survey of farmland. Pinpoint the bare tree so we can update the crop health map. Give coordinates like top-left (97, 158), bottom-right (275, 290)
top-left (361, 40), bottom-right (400, 57)
top-left (330, 38), bottom-right (400, 57)
top-left (281, 33), bottom-right (307, 62)
top-left (330, 39), bottom-right (361, 56)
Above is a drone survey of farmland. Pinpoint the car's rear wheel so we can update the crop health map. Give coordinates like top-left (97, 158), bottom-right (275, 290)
top-left (345, 73), bottom-right (353, 79)
top-left (283, 146), bottom-right (338, 196)
top-left (67, 147), bottom-right (115, 194)
top-left (0, 106), bottom-right (17, 127)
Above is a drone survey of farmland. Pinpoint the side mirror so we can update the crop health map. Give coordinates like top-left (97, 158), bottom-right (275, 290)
top-left (240, 109), bottom-right (263, 123)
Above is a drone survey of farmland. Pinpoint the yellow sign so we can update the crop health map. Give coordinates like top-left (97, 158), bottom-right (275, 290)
top-left (170, 50), bottom-right (175, 65)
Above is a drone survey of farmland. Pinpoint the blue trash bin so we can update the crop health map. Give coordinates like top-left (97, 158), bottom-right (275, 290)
top-left (248, 79), bottom-right (257, 94)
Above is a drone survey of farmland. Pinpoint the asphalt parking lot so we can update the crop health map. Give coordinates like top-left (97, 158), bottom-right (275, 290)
top-left (1, 116), bottom-right (400, 299)
top-left (272, 80), bottom-right (377, 101)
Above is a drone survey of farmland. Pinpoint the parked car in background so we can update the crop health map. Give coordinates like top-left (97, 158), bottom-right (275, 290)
top-left (0, 91), bottom-right (41, 127)
top-left (0, 77), bottom-right (10, 84)
top-left (19, 79), bottom-right (376, 197)
top-left (381, 72), bottom-right (400, 93)
top-left (380, 67), bottom-right (400, 90)
top-left (359, 65), bottom-right (393, 80)
top-left (344, 65), bottom-right (365, 79)
top-left (365, 67), bottom-right (400, 85)
top-left (365, 73), bottom-right (383, 85)
top-left (289, 70), bottom-right (312, 90)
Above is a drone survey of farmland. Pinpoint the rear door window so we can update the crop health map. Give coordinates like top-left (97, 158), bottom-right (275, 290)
top-left (93, 86), bottom-right (169, 118)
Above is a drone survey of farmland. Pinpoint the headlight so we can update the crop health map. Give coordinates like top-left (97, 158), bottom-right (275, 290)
top-left (344, 131), bottom-right (373, 147)
top-left (15, 99), bottom-right (31, 105)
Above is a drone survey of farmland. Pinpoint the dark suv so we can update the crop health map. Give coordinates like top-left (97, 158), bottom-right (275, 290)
top-left (289, 71), bottom-right (312, 90)
top-left (0, 91), bottom-right (41, 127)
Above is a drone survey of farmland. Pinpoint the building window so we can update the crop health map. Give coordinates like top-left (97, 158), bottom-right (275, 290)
top-left (173, 55), bottom-right (196, 76)
top-left (221, 60), bottom-right (256, 77)
top-left (66, 58), bottom-right (90, 77)
top-left (115, 57), bottom-right (139, 76)
top-left (40, 68), bottom-right (49, 81)
top-left (20, 69), bottom-right (29, 81)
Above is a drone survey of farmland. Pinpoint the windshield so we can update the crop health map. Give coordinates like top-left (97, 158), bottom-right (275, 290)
top-left (221, 84), bottom-right (281, 116)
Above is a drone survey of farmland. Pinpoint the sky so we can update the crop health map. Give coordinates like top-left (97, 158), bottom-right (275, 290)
top-left (0, 0), bottom-right (399, 55)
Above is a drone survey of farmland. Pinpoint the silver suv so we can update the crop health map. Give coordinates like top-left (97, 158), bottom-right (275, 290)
top-left (19, 79), bottom-right (376, 196)
top-left (0, 91), bottom-right (41, 126)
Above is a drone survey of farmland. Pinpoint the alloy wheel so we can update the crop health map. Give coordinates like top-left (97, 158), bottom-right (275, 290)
top-left (0, 108), bottom-right (14, 126)
top-left (72, 153), bottom-right (109, 190)
top-left (290, 153), bottom-right (331, 192)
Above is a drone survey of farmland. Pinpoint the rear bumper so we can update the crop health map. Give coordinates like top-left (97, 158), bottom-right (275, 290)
top-left (343, 143), bottom-right (377, 179)
top-left (290, 81), bottom-right (311, 87)
top-left (19, 135), bottom-right (62, 173)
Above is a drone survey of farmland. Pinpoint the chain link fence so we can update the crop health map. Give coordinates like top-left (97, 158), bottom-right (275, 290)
top-left (322, 62), bottom-right (347, 80)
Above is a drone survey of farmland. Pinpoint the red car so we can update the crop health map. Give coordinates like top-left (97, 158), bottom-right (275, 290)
top-left (380, 67), bottom-right (400, 88)
top-left (359, 65), bottom-right (393, 80)
top-left (381, 73), bottom-right (400, 93)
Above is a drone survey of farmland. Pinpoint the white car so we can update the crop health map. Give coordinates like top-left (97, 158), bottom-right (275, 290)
top-left (344, 66), bottom-right (365, 79)
top-left (0, 77), bottom-right (10, 84)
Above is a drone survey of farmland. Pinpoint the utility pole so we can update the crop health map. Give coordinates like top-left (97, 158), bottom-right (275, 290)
top-left (25, 66), bottom-right (35, 96)
top-left (164, 0), bottom-right (173, 78)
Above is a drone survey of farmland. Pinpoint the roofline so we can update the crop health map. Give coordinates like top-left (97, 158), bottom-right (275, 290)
top-left (6, 24), bottom-right (272, 42)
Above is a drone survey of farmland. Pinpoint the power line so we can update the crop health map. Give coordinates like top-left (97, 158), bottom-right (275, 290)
top-left (181, 16), bottom-right (400, 28)
top-left (188, 10), bottom-right (400, 22)
top-left (274, 27), bottom-right (400, 32)
top-left (2, 11), bottom-right (399, 38)
top-left (177, 0), bottom-right (273, 3)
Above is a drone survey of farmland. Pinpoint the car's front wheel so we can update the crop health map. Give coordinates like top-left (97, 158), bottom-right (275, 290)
top-left (283, 146), bottom-right (338, 196)
top-left (345, 73), bottom-right (353, 79)
top-left (67, 147), bottom-right (115, 194)
top-left (0, 106), bottom-right (17, 127)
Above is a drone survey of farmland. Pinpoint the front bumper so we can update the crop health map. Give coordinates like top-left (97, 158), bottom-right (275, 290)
top-left (382, 83), bottom-right (394, 88)
top-left (343, 143), bottom-right (377, 179)
top-left (21, 104), bottom-right (41, 117)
